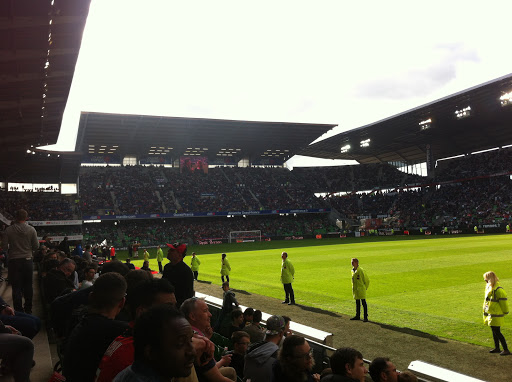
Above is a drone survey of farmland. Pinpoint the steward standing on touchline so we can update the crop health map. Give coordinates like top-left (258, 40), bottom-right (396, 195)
top-left (351, 258), bottom-right (369, 322)
top-left (190, 252), bottom-right (201, 281)
top-left (221, 253), bottom-right (231, 283)
top-left (281, 252), bottom-right (295, 305)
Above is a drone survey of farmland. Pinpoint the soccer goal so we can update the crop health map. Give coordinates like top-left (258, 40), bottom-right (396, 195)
top-left (229, 230), bottom-right (262, 243)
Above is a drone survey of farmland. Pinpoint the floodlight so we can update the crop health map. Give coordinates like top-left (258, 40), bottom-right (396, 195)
top-left (340, 144), bottom-right (351, 153)
top-left (500, 91), bottom-right (512, 106)
top-left (419, 118), bottom-right (432, 131)
top-left (455, 106), bottom-right (471, 119)
top-left (360, 139), bottom-right (370, 148)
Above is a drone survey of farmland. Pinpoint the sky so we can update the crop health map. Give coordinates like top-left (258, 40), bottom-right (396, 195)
top-left (48, 0), bottom-right (512, 168)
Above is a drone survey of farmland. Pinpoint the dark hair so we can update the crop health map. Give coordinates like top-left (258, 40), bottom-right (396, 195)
top-left (222, 281), bottom-right (230, 289)
top-left (125, 269), bottom-right (153, 298)
top-left (369, 357), bottom-right (390, 382)
top-left (128, 278), bottom-right (176, 318)
top-left (101, 261), bottom-right (130, 276)
top-left (244, 307), bottom-right (254, 317)
top-left (133, 304), bottom-right (185, 360)
top-left (283, 315), bottom-right (291, 324)
top-left (90, 272), bottom-right (127, 311)
top-left (222, 253), bottom-right (227, 259)
top-left (14, 209), bottom-right (28, 221)
top-left (330, 347), bottom-right (364, 376)
top-left (253, 309), bottom-right (262, 323)
top-left (231, 330), bottom-right (250, 344)
top-left (59, 258), bottom-right (76, 269)
top-left (231, 309), bottom-right (243, 320)
top-left (279, 335), bottom-right (305, 361)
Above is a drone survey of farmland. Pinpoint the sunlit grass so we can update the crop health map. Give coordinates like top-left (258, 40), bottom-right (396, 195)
top-left (120, 234), bottom-right (512, 347)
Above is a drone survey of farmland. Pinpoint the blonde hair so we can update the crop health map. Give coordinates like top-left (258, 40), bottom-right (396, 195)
top-left (483, 271), bottom-right (499, 288)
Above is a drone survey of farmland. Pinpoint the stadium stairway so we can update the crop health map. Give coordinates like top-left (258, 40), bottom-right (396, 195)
top-left (0, 268), bottom-right (55, 382)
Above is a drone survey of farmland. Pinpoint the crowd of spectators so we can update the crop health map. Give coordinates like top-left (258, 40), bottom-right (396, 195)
top-left (84, 214), bottom-right (337, 247)
top-left (0, 191), bottom-right (75, 221)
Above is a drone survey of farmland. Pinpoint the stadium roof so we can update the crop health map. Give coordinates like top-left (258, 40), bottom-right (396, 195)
top-left (75, 112), bottom-right (337, 164)
top-left (0, 0), bottom-right (90, 183)
top-left (299, 74), bottom-right (512, 165)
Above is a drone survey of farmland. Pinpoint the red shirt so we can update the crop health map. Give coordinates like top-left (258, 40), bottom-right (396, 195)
top-left (95, 331), bottom-right (133, 382)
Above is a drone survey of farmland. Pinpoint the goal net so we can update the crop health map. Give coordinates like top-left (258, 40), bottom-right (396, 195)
top-left (229, 230), bottom-right (262, 243)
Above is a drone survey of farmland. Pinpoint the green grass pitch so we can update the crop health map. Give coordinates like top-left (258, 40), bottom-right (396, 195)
top-left (126, 234), bottom-right (512, 347)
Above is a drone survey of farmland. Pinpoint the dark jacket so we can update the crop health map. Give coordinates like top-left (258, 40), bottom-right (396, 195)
top-left (162, 260), bottom-right (194, 307)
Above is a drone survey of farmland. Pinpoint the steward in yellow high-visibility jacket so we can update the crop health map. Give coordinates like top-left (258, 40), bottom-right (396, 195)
top-left (483, 271), bottom-right (510, 355)
top-left (351, 258), bottom-right (370, 321)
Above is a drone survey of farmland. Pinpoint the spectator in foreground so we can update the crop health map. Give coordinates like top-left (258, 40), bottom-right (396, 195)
top-left (244, 315), bottom-right (285, 382)
top-left (3, 209), bottom-right (39, 314)
top-left (43, 258), bottom-right (76, 304)
top-left (113, 305), bottom-right (196, 381)
top-left (272, 334), bottom-right (319, 382)
top-left (322, 347), bottom-right (368, 382)
top-left (162, 243), bottom-right (194, 307)
top-left (369, 357), bottom-right (399, 382)
top-left (398, 371), bottom-right (418, 382)
top-left (96, 278), bottom-right (176, 382)
top-left (229, 310), bottom-right (244, 338)
top-left (225, 331), bottom-right (250, 380)
top-left (0, 320), bottom-right (34, 382)
top-left (180, 297), bottom-right (235, 382)
top-left (63, 272), bottom-right (129, 382)
top-left (244, 309), bottom-right (264, 344)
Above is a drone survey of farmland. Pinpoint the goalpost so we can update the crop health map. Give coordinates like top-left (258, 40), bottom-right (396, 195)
top-left (229, 230), bottom-right (262, 243)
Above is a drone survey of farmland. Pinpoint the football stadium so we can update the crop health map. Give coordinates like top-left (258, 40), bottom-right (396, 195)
top-left (2, 1), bottom-right (512, 382)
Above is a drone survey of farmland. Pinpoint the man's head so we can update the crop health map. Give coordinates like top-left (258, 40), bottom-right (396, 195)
top-left (192, 252), bottom-right (196, 257)
top-left (330, 347), bottom-right (367, 382)
top-left (279, 335), bottom-right (314, 374)
top-left (128, 278), bottom-right (177, 319)
top-left (143, 260), bottom-right (149, 268)
top-left (351, 258), bottom-right (359, 269)
top-left (222, 253), bottom-right (227, 260)
top-left (283, 315), bottom-right (292, 336)
top-left (222, 281), bottom-right (230, 292)
top-left (133, 304), bottom-right (195, 379)
top-left (253, 309), bottom-right (262, 324)
top-left (180, 297), bottom-right (211, 333)
top-left (369, 357), bottom-right (399, 382)
top-left (167, 243), bottom-right (187, 265)
top-left (59, 258), bottom-right (76, 277)
top-left (231, 309), bottom-right (244, 326)
top-left (89, 272), bottom-right (127, 316)
top-left (243, 307), bottom-right (254, 323)
top-left (265, 315), bottom-right (286, 342)
top-left (231, 331), bottom-right (250, 355)
top-left (101, 261), bottom-right (130, 276)
top-left (282, 251), bottom-right (288, 260)
top-left (126, 258), bottom-right (131, 264)
top-left (84, 265), bottom-right (96, 281)
top-left (14, 209), bottom-right (28, 222)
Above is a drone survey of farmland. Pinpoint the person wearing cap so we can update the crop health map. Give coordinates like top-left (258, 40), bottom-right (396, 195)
top-left (244, 315), bottom-right (286, 382)
top-left (221, 253), bottom-right (231, 283)
top-left (162, 243), bottom-right (194, 308)
top-left (281, 252), bottom-right (295, 305)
